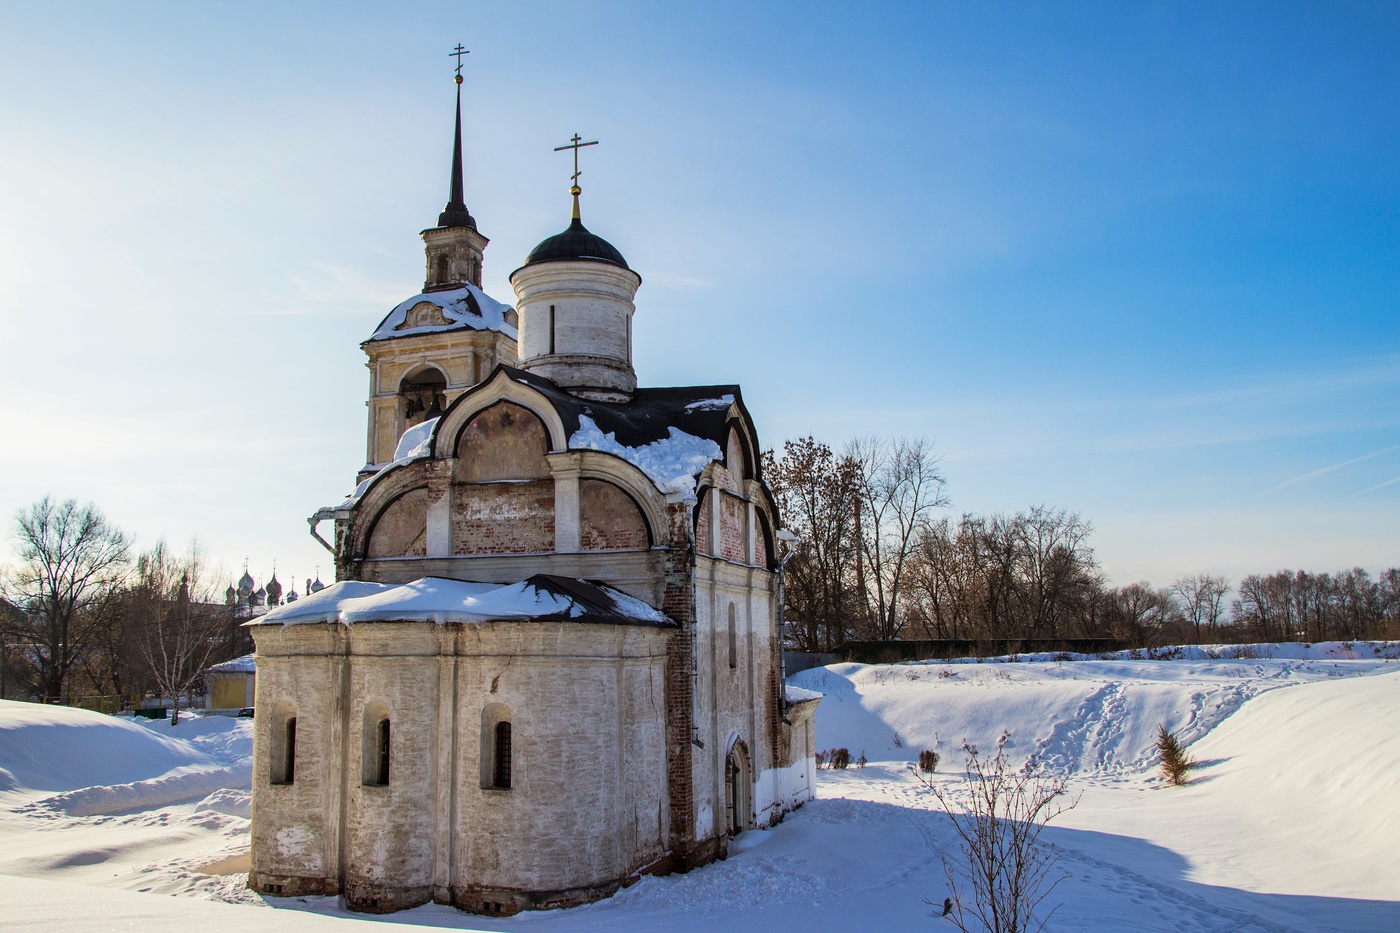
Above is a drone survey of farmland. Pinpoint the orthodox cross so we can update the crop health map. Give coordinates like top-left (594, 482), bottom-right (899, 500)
top-left (554, 133), bottom-right (599, 189)
top-left (450, 44), bottom-right (469, 79)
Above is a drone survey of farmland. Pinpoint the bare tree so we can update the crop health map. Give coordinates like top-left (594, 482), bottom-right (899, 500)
top-left (848, 436), bottom-right (949, 640)
top-left (1171, 574), bottom-right (1230, 644)
top-left (128, 541), bottom-right (228, 724)
top-left (764, 438), bottom-right (863, 651)
top-left (914, 732), bottom-right (1076, 933)
top-left (1104, 582), bottom-right (1175, 648)
top-left (3, 497), bottom-right (131, 698)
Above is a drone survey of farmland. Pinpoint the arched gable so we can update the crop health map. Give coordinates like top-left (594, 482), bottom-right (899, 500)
top-left (433, 369), bottom-right (569, 458)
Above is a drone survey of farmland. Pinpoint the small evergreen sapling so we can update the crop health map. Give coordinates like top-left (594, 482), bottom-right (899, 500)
top-left (918, 749), bottom-right (941, 774)
top-left (1155, 724), bottom-right (1194, 786)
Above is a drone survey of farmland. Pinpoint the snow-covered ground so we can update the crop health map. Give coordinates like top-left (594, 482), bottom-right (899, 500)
top-left (0, 642), bottom-right (1396, 932)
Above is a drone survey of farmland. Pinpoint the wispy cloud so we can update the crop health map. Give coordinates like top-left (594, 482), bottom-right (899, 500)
top-left (1359, 474), bottom-right (1400, 495)
top-left (1254, 445), bottom-right (1400, 498)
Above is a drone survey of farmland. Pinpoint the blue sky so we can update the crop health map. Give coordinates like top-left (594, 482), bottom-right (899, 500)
top-left (0, 1), bottom-right (1396, 593)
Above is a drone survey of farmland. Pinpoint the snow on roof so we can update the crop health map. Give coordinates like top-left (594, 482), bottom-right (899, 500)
top-left (392, 416), bottom-right (438, 461)
top-left (332, 420), bottom-right (438, 510)
top-left (569, 414), bottom-right (721, 496)
top-left (684, 394), bottom-right (735, 412)
top-left (246, 575), bottom-right (673, 628)
top-left (365, 285), bottom-right (517, 343)
top-left (205, 654), bottom-right (255, 675)
top-left (785, 684), bottom-right (822, 704)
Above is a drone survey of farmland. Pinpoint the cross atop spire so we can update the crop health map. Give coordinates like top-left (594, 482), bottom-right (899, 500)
top-left (554, 133), bottom-right (598, 221)
top-left (451, 43), bottom-right (469, 81)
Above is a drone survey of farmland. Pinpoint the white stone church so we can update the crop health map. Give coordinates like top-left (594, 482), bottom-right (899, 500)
top-left (245, 71), bottom-right (818, 916)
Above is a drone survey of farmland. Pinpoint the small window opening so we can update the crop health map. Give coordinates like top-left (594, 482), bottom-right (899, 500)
top-left (273, 716), bottom-right (297, 785)
top-left (548, 305), bottom-right (556, 355)
top-left (728, 604), bottom-right (738, 670)
top-left (378, 719), bottom-right (391, 785)
top-left (493, 721), bottom-right (512, 788)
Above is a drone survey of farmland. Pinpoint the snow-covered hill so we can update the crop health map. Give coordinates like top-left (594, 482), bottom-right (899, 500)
top-left (0, 644), bottom-right (1395, 932)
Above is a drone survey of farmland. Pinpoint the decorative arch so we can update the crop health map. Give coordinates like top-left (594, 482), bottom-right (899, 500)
top-left (364, 487), bottom-right (427, 558)
top-left (568, 451), bottom-right (669, 547)
top-left (580, 478), bottom-right (651, 550)
top-left (433, 369), bottom-right (570, 458)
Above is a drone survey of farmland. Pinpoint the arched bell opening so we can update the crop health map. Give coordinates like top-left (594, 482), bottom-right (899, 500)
top-left (398, 366), bottom-right (448, 437)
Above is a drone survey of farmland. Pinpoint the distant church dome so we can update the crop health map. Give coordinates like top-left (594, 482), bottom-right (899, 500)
top-left (310, 576), bottom-right (325, 593)
top-left (237, 570), bottom-right (255, 598)
top-left (266, 573), bottom-right (283, 606)
top-left (523, 217), bottom-right (630, 270)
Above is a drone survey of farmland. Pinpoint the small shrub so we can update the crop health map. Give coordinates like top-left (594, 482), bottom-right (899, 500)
top-left (914, 732), bottom-right (1076, 933)
top-left (856, 751), bottom-right (867, 768)
top-left (892, 731), bottom-right (903, 748)
top-left (830, 747), bottom-right (851, 769)
top-left (1156, 724), bottom-right (1194, 786)
top-left (815, 749), bottom-right (828, 769)
top-left (918, 749), bottom-right (940, 774)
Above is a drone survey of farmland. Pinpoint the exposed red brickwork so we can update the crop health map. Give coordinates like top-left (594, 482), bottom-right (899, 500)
top-left (451, 482), bottom-right (554, 554)
top-left (660, 502), bottom-right (696, 860)
top-left (718, 492), bottom-right (746, 564)
top-left (695, 493), bottom-right (712, 556)
top-left (580, 479), bottom-right (649, 550)
top-left (454, 402), bottom-right (550, 482)
top-left (366, 488), bottom-right (428, 558)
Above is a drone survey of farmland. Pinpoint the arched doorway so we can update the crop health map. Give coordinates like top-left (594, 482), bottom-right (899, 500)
top-left (725, 738), bottom-right (752, 835)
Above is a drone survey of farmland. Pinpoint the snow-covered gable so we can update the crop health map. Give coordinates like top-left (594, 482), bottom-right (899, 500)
top-left (205, 654), bottom-right (256, 675)
top-left (365, 285), bottom-right (517, 343)
top-left (247, 575), bottom-right (673, 628)
top-left (569, 415), bottom-right (721, 496)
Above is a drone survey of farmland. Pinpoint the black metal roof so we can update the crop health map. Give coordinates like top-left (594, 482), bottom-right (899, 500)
top-left (526, 574), bottom-right (676, 627)
top-left (495, 365), bottom-right (742, 453)
top-left (522, 217), bottom-right (629, 270)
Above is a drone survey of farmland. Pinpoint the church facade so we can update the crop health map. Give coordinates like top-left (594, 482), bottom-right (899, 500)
top-left (246, 73), bottom-right (818, 917)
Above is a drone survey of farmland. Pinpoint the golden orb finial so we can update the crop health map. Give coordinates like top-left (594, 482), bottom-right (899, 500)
top-left (454, 73), bottom-right (463, 86)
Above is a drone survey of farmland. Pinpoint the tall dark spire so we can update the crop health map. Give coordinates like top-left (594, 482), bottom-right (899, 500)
top-left (437, 50), bottom-right (476, 231)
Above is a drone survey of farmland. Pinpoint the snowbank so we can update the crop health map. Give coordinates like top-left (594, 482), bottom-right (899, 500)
top-left (0, 701), bottom-right (214, 793)
top-left (792, 652), bottom-right (1398, 773)
top-left (29, 763), bottom-right (250, 817)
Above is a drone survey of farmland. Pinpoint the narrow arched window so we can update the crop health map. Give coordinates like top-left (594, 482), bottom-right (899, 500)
top-left (493, 721), bottom-right (512, 789)
top-left (274, 716), bottom-right (297, 785)
top-left (362, 706), bottom-right (391, 786)
top-left (378, 719), bottom-right (391, 785)
top-left (728, 604), bottom-right (738, 670)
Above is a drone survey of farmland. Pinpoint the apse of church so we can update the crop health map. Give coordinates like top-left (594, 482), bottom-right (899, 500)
top-left (246, 50), bottom-right (818, 917)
